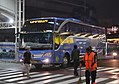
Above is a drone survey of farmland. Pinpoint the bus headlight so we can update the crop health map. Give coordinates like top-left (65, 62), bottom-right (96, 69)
top-left (20, 59), bottom-right (23, 62)
top-left (112, 52), bottom-right (117, 56)
top-left (42, 59), bottom-right (50, 63)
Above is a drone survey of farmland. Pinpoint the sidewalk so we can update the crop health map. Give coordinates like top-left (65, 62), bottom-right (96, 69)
top-left (0, 59), bottom-right (20, 63)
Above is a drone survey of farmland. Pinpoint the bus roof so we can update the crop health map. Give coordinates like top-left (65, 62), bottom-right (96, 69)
top-left (26, 17), bottom-right (81, 22)
top-left (26, 17), bottom-right (105, 30)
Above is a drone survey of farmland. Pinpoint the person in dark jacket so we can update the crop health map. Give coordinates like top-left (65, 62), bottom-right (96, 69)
top-left (23, 46), bottom-right (32, 78)
top-left (71, 45), bottom-right (80, 76)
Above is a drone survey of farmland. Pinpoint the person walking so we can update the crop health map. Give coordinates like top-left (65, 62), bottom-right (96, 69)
top-left (71, 45), bottom-right (80, 76)
top-left (80, 46), bottom-right (97, 84)
top-left (23, 46), bottom-right (32, 78)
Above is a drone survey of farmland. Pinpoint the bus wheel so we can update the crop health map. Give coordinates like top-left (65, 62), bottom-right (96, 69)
top-left (34, 64), bottom-right (42, 69)
top-left (61, 56), bottom-right (69, 68)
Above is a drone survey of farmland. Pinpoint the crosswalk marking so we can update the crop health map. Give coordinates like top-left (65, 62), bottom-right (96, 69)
top-left (82, 78), bottom-right (109, 84)
top-left (95, 78), bottom-right (109, 83)
top-left (0, 67), bottom-right (118, 84)
top-left (69, 67), bottom-right (114, 72)
top-left (0, 70), bottom-right (18, 74)
top-left (0, 71), bottom-right (39, 80)
top-left (5, 72), bottom-right (50, 82)
top-left (0, 74), bottom-right (23, 80)
top-left (55, 76), bottom-right (108, 84)
top-left (18, 74), bottom-right (64, 83)
top-left (33, 75), bottom-right (75, 84)
top-left (106, 79), bottom-right (119, 84)
top-left (0, 72), bottom-right (22, 77)
top-left (55, 78), bottom-right (79, 84)
top-left (97, 67), bottom-right (114, 71)
top-left (55, 76), bottom-right (85, 84)
top-left (106, 69), bottom-right (119, 73)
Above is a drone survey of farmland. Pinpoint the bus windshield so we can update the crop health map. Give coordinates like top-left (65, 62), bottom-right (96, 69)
top-left (19, 19), bottom-right (55, 50)
top-left (19, 32), bottom-right (53, 50)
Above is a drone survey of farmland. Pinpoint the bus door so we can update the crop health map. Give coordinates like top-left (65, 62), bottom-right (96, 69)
top-left (54, 32), bottom-right (62, 63)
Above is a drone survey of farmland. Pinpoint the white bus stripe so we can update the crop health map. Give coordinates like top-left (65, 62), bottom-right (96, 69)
top-left (17, 74), bottom-right (64, 83)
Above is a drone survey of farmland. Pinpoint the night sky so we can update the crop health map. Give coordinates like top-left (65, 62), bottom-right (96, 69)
top-left (87, 0), bottom-right (119, 26)
top-left (26, 0), bottom-right (119, 27)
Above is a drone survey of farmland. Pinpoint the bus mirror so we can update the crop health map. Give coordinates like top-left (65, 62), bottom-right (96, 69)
top-left (15, 32), bottom-right (20, 37)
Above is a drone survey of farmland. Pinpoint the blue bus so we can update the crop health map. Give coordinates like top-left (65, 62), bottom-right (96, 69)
top-left (18, 17), bottom-right (106, 68)
top-left (0, 28), bottom-right (15, 60)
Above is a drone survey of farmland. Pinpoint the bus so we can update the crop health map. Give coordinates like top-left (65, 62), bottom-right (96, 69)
top-left (107, 43), bottom-right (119, 57)
top-left (18, 17), bottom-right (106, 68)
top-left (0, 28), bottom-right (15, 59)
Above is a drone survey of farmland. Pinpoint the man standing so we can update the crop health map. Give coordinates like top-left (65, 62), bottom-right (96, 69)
top-left (71, 45), bottom-right (80, 76)
top-left (81, 46), bottom-right (97, 84)
top-left (23, 46), bottom-right (32, 78)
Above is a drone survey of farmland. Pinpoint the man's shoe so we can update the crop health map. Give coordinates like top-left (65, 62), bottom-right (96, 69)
top-left (23, 72), bottom-right (25, 76)
top-left (74, 74), bottom-right (79, 76)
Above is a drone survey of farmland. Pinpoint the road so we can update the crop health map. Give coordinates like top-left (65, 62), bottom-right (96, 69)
top-left (0, 59), bottom-right (119, 84)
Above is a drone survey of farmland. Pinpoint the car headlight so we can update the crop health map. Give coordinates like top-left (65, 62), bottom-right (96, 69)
top-left (113, 52), bottom-right (117, 56)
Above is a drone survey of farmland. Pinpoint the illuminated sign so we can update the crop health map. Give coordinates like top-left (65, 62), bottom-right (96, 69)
top-left (30, 20), bottom-right (48, 24)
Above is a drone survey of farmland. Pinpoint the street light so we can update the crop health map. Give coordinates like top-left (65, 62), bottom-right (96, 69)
top-left (9, 19), bottom-right (14, 23)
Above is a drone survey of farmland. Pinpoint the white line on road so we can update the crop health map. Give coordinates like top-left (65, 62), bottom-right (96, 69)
top-left (106, 79), bottom-right (119, 84)
top-left (5, 72), bottom-right (46, 82)
top-left (32, 75), bottom-right (74, 84)
top-left (17, 74), bottom-right (64, 84)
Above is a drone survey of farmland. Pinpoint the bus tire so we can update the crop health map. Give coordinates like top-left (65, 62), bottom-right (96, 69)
top-left (34, 64), bottom-right (42, 69)
top-left (61, 54), bottom-right (70, 68)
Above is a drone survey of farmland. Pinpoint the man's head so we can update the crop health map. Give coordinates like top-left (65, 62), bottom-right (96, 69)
top-left (88, 46), bottom-right (92, 51)
top-left (86, 46), bottom-right (92, 54)
top-left (74, 45), bottom-right (77, 49)
top-left (25, 46), bottom-right (31, 52)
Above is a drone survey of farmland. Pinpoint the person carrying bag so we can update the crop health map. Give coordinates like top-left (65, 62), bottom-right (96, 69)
top-left (22, 46), bottom-right (33, 79)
